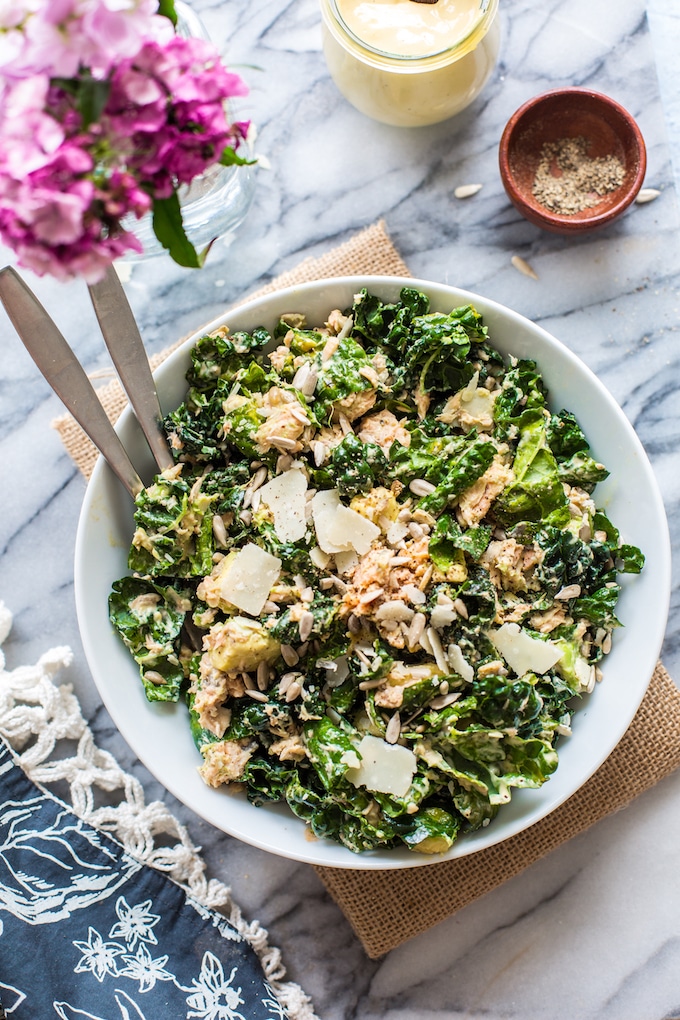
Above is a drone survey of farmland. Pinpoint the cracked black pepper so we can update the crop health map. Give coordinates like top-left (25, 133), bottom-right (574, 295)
top-left (532, 136), bottom-right (625, 215)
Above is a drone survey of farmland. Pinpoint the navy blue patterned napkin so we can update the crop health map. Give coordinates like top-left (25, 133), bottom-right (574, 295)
top-left (0, 738), bottom-right (290, 1020)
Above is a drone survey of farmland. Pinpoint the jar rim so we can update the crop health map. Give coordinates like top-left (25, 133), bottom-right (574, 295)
top-left (324, 0), bottom-right (497, 63)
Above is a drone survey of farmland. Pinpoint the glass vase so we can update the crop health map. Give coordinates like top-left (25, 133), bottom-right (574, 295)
top-left (122, 1), bottom-right (256, 261)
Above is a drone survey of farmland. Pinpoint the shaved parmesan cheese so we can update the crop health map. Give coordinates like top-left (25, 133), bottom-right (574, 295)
top-left (345, 734), bottom-right (417, 798)
top-left (334, 549), bottom-right (359, 575)
top-left (311, 487), bottom-right (380, 556)
top-left (447, 643), bottom-right (474, 683)
top-left (219, 543), bottom-right (281, 617)
top-left (489, 622), bottom-right (561, 677)
top-left (258, 468), bottom-right (307, 542)
top-left (309, 545), bottom-right (331, 569)
top-left (333, 505), bottom-right (380, 554)
top-left (386, 520), bottom-right (409, 545)
top-left (311, 489), bottom-right (347, 554)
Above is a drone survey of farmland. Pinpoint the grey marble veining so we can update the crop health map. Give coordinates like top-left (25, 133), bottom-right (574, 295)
top-left (1, 1), bottom-right (680, 1018)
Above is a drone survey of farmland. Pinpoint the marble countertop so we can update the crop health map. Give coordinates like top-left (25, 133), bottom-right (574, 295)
top-left (2, 1), bottom-right (680, 1016)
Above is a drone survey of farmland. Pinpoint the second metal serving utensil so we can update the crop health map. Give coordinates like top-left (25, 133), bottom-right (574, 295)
top-left (0, 266), bottom-right (143, 498)
top-left (88, 266), bottom-right (174, 473)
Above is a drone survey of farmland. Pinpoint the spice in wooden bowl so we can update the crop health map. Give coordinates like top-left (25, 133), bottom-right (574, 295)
top-left (499, 88), bottom-right (647, 235)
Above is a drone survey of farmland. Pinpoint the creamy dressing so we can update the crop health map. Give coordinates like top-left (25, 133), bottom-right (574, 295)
top-left (337, 0), bottom-right (484, 58)
top-left (321, 0), bottom-right (499, 126)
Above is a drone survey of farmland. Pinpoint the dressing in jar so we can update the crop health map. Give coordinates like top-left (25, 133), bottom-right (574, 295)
top-left (320, 0), bottom-right (500, 127)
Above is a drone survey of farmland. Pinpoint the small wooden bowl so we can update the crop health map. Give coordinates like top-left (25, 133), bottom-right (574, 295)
top-left (499, 88), bottom-right (647, 235)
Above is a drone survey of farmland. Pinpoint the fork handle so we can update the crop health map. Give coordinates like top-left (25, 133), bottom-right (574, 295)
top-left (0, 267), bottom-right (143, 498)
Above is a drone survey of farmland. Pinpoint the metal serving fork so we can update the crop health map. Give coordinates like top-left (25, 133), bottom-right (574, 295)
top-left (0, 265), bottom-right (173, 498)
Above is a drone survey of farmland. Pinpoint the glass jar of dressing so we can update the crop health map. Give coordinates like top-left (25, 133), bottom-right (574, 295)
top-left (319, 0), bottom-right (500, 127)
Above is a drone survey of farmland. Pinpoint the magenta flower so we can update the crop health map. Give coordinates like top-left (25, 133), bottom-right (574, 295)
top-left (0, 2), bottom-right (252, 281)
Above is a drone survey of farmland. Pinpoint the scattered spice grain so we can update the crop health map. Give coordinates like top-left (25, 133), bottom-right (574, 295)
top-left (532, 136), bottom-right (625, 215)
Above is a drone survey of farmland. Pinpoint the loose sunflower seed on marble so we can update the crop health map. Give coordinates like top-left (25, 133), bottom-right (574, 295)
top-left (635, 188), bottom-right (661, 204)
top-left (511, 254), bottom-right (539, 280)
top-left (454, 183), bottom-right (483, 199)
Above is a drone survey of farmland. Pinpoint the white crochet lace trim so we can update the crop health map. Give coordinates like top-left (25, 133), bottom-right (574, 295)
top-left (0, 600), bottom-right (319, 1020)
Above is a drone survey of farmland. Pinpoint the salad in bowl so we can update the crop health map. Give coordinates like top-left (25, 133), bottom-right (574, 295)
top-left (88, 279), bottom-right (658, 863)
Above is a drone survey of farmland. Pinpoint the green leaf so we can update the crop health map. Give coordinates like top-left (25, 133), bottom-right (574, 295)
top-left (108, 576), bottom-right (187, 702)
top-left (429, 514), bottom-right (492, 570)
top-left (219, 146), bottom-right (257, 167)
top-left (151, 192), bottom-right (214, 269)
top-left (157, 0), bottom-right (178, 25)
top-left (616, 543), bottom-right (645, 574)
top-left (78, 75), bottom-right (111, 129)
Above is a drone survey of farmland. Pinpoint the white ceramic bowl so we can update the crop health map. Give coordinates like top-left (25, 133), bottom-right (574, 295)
top-left (75, 276), bottom-right (670, 870)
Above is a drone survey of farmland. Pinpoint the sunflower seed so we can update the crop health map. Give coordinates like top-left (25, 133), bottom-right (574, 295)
top-left (313, 440), bottom-right (327, 467)
top-left (635, 187), bottom-right (661, 204)
top-left (453, 598), bottom-right (469, 619)
top-left (428, 691), bottom-right (462, 710)
top-left (409, 478), bottom-right (436, 496)
top-left (212, 514), bottom-right (228, 547)
top-left (454, 182), bottom-right (483, 199)
top-left (375, 599), bottom-right (414, 622)
top-left (322, 335), bottom-right (341, 362)
top-left (555, 584), bottom-right (581, 600)
top-left (332, 571), bottom-right (348, 595)
top-left (249, 465), bottom-right (268, 491)
top-left (408, 521), bottom-right (425, 540)
top-left (245, 689), bottom-right (268, 703)
top-left (602, 632), bottom-right (612, 655)
top-left (298, 611), bottom-right (315, 643)
top-left (511, 254), bottom-right (539, 280)
top-left (143, 670), bottom-right (166, 685)
top-left (289, 404), bottom-right (310, 425)
top-left (285, 681), bottom-right (303, 702)
top-left (385, 712), bottom-right (401, 744)
top-left (427, 627), bottom-right (449, 673)
top-left (281, 644), bottom-right (300, 666)
top-left (358, 677), bottom-right (386, 691)
top-left (338, 413), bottom-right (353, 435)
top-left (407, 613), bottom-right (426, 648)
top-left (348, 613), bottom-right (363, 634)
top-left (278, 671), bottom-right (300, 694)
top-left (292, 362), bottom-right (311, 390)
top-left (269, 435), bottom-right (298, 450)
top-left (257, 660), bottom-right (270, 690)
top-left (301, 363), bottom-right (319, 396)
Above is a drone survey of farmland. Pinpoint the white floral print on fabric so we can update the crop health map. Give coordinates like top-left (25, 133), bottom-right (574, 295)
top-left (0, 602), bottom-right (319, 1020)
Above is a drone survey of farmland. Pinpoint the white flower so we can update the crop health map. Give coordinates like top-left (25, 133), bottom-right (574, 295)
top-left (109, 896), bottom-right (160, 949)
top-left (73, 926), bottom-right (125, 982)
top-left (120, 942), bottom-right (174, 993)
top-left (186, 953), bottom-right (246, 1020)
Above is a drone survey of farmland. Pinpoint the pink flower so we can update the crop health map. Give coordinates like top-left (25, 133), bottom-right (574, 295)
top-left (0, 7), bottom-right (252, 281)
top-left (0, 0), bottom-right (170, 80)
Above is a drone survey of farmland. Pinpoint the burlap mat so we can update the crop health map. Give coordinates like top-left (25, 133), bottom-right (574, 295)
top-left (54, 220), bottom-right (679, 959)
